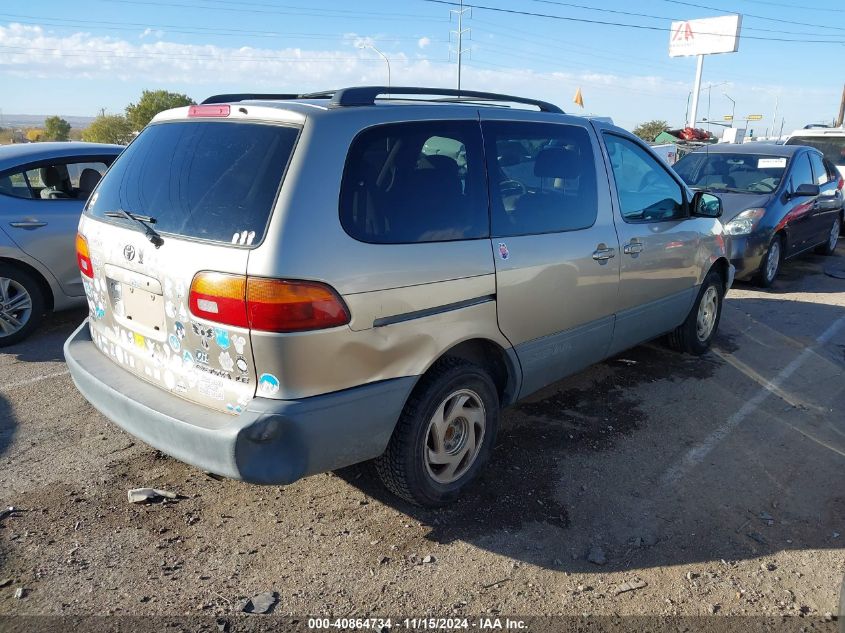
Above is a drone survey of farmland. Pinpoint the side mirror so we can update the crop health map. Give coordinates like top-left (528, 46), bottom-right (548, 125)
top-left (691, 191), bottom-right (722, 218)
top-left (792, 183), bottom-right (820, 198)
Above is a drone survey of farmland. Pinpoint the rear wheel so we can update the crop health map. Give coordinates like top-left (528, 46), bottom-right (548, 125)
top-left (755, 234), bottom-right (782, 288)
top-left (667, 269), bottom-right (724, 356)
top-left (0, 267), bottom-right (45, 347)
top-left (815, 217), bottom-right (840, 255)
top-left (375, 358), bottom-right (499, 507)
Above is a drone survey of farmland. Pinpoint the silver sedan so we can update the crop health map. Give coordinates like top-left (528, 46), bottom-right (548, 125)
top-left (0, 142), bottom-right (123, 345)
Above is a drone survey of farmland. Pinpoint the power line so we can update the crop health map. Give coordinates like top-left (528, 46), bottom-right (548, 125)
top-left (656, 0), bottom-right (842, 32)
top-left (0, 43), bottom-right (441, 64)
top-left (419, 0), bottom-right (845, 43)
top-left (102, 0), bottom-right (447, 23)
top-left (523, 0), bottom-right (843, 37)
top-left (735, 0), bottom-right (838, 11)
top-left (0, 14), bottom-right (444, 43)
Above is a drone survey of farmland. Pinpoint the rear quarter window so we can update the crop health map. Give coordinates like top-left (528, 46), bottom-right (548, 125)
top-left (86, 121), bottom-right (300, 245)
top-left (484, 120), bottom-right (599, 236)
top-left (0, 171), bottom-right (33, 199)
top-left (339, 120), bottom-right (488, 244)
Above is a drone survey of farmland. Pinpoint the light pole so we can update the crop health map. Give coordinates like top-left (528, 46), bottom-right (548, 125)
top-left (359, 42), bottom-right (391, 95)
top-left (723, 92), bottom-right (736, 127)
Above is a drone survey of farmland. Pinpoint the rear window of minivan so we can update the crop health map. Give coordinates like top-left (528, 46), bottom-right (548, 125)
top-left (784, 136), bottom-right (845, 167)
top-left (86, 121), bottom-right (299, 245)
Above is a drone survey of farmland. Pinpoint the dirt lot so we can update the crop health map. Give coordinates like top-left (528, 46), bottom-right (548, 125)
top-left (1, 247), bottom-right (844, 630)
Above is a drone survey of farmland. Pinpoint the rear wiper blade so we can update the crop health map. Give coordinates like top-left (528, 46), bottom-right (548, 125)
top-left (105, 210), bottom-right (164, 248)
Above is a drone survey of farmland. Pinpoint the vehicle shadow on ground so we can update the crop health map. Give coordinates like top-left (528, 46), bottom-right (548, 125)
top-left (2, 308), bottom-right (86, 363)
top-left (338, 335), bottom-right (725, 548)
top-left (339, 297), bottom-right (845, 573)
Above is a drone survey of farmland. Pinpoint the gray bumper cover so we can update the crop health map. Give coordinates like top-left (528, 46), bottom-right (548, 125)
top-left (63, 321), bottom-right (415, 484)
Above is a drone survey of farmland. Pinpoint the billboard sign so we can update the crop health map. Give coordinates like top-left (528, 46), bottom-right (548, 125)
top-left (669, 15), bottom-right (742, 57)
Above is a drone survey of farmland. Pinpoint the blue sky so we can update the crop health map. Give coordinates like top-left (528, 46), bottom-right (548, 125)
top-left (0, 0), bottom-right (842, 132)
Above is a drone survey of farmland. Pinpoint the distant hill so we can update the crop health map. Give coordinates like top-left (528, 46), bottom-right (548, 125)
top-left (0, 114), bottom-right (96, 129)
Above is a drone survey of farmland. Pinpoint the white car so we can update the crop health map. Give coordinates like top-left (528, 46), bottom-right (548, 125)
top-left (785, 126), bottom-right (845, 178)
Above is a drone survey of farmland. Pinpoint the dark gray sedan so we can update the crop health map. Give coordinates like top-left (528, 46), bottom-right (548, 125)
top-left (674, 142), bottom-right (843, 287)
top-left (0, 142), bottom-right (123, 345)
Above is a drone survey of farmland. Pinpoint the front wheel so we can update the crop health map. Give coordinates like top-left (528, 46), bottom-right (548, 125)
top-left (755, 235), bottom-right (782, 288)
top-left (667, 269), bottom-right (724, 356)
top-left (0, 268), bottom-right (45, 347)
top-left (815, 217), bottom-right (840, 255)
top-left (375, 358), bottom-right (499, 507)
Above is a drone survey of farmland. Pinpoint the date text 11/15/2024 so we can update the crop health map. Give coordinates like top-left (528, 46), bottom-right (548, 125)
top-left (307, 617), bottom-right (528, 630)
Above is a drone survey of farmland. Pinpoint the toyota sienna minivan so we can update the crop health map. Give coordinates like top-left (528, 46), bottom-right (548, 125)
top-left (64, 87), bottom-right (732, 506)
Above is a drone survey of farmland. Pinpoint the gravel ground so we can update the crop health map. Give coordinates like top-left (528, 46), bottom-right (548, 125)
top-left (0, 247), bottom-right (843, 631)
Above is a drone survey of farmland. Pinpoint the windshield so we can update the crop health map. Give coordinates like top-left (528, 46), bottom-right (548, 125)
top-left (86, 120), bottom-right (300, 245)
top-left (785, 136), bottom-right (845, 166)
top-left (673, 152), bottom-right (787, 194)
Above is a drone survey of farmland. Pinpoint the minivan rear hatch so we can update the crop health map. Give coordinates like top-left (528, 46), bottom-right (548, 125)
top-left (78, 117), bottom-right (300, 414)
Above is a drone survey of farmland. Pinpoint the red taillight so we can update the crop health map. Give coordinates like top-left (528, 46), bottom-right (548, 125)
top-left (247, 278), bottom-right (350, 332)
top-left (189, 273), bottom-right (350, 333)
top-left (76, 232), bottom-right (93, 279)
top-left (838, 176), bottom-right (844, 191)
top-left (188, 104), bottom-right (230, 118)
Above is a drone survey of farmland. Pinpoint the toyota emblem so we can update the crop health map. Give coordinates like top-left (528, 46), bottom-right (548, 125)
top-left (123, 244), bottom-right (136, 261)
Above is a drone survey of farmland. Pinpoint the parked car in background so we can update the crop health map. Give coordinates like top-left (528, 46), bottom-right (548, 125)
top-left (0, 142), bottom-right (123, 345)
top-left (64, 87), bottom-right (731, 507)
top-left (673, 143), bottom-right (842, 287)
top-left (785, 127), bottom-right (845, 178)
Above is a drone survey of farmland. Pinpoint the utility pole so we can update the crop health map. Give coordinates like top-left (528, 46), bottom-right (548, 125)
top-left (723, 92), bottom-right (736, 127)
top-left (836, 83), bottom-right (845, 127)
top-left (688, 55), bottom-right (704, 128)
top-left (771, 96), bottom-right (779, 139)
top-left (450, 0), bottom-right (470, 93)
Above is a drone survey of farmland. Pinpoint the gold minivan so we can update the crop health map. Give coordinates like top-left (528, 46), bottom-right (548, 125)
top-left (65, 87), bottom-right (731, 506)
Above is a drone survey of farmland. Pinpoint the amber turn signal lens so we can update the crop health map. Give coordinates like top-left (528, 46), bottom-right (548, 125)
top-left (75, 232), bottom-right (94, 279)
top-left (189, 272), bottom-right (248, 328)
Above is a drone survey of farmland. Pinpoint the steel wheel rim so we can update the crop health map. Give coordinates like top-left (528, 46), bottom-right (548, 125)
top-left (766, 241), bottom-right (780, 282)
top-left (424, 388), bottom-right (486, 485)
top-left (0, 277), bottom-right (33, 337)
top-left (696, 286), bottom-right (719, 342)
top-left (830, 220), bottom-right (840, 251)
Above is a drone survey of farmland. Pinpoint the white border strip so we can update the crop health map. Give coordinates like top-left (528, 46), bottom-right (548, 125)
top-left (0, 369), bottom-right (70, 392)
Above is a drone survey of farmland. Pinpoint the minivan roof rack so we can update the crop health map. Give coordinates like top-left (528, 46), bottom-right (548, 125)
top-left (201, 86), bottom-right (563, 113)
top-left (329, 87), bottom-right (563, 113)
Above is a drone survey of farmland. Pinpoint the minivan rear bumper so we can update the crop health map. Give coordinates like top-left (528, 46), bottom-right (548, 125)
top-left (64, 321), bottom-right (415, 484)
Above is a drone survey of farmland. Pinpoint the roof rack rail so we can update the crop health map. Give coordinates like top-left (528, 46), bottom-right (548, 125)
top-left (329, 86), bottom-right (563, 113)
top-left (201, 93), bottom-right (303, 105)
top-left (200, 87), bottom-right (564, 113)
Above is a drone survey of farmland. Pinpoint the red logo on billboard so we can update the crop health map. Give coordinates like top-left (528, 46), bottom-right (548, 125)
top-left (673, 21), bottom-right (694, 41)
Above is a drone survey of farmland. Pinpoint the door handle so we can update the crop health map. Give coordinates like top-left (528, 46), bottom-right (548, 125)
top-left (592, 246), bottom-right (616, 261)
top-left (623, 241), bottom-right (644, 255)
top-left (9, 221), bottom-right (47, 229)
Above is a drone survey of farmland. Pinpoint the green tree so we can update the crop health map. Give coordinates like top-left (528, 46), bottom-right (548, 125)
top-left (632, 119), bottom-right (669, 143)
top-left (43, 116), bottom-right (71, 141)
top-left (125, 89), bottom-right (195, 131)
top-left (81, 114), bottom-right (134, 145)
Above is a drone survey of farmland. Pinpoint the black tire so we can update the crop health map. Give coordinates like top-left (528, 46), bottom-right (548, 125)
top-left (754, 234), bottom-right (783, 288)
top-left (814, 216), bottom-right (840, 255)
top-left (667, 269), bottom-right (724, 356)
top-left (0, 266), bottom-right (46, 348)
top-left (375, 358), bottom-right (499, 507)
